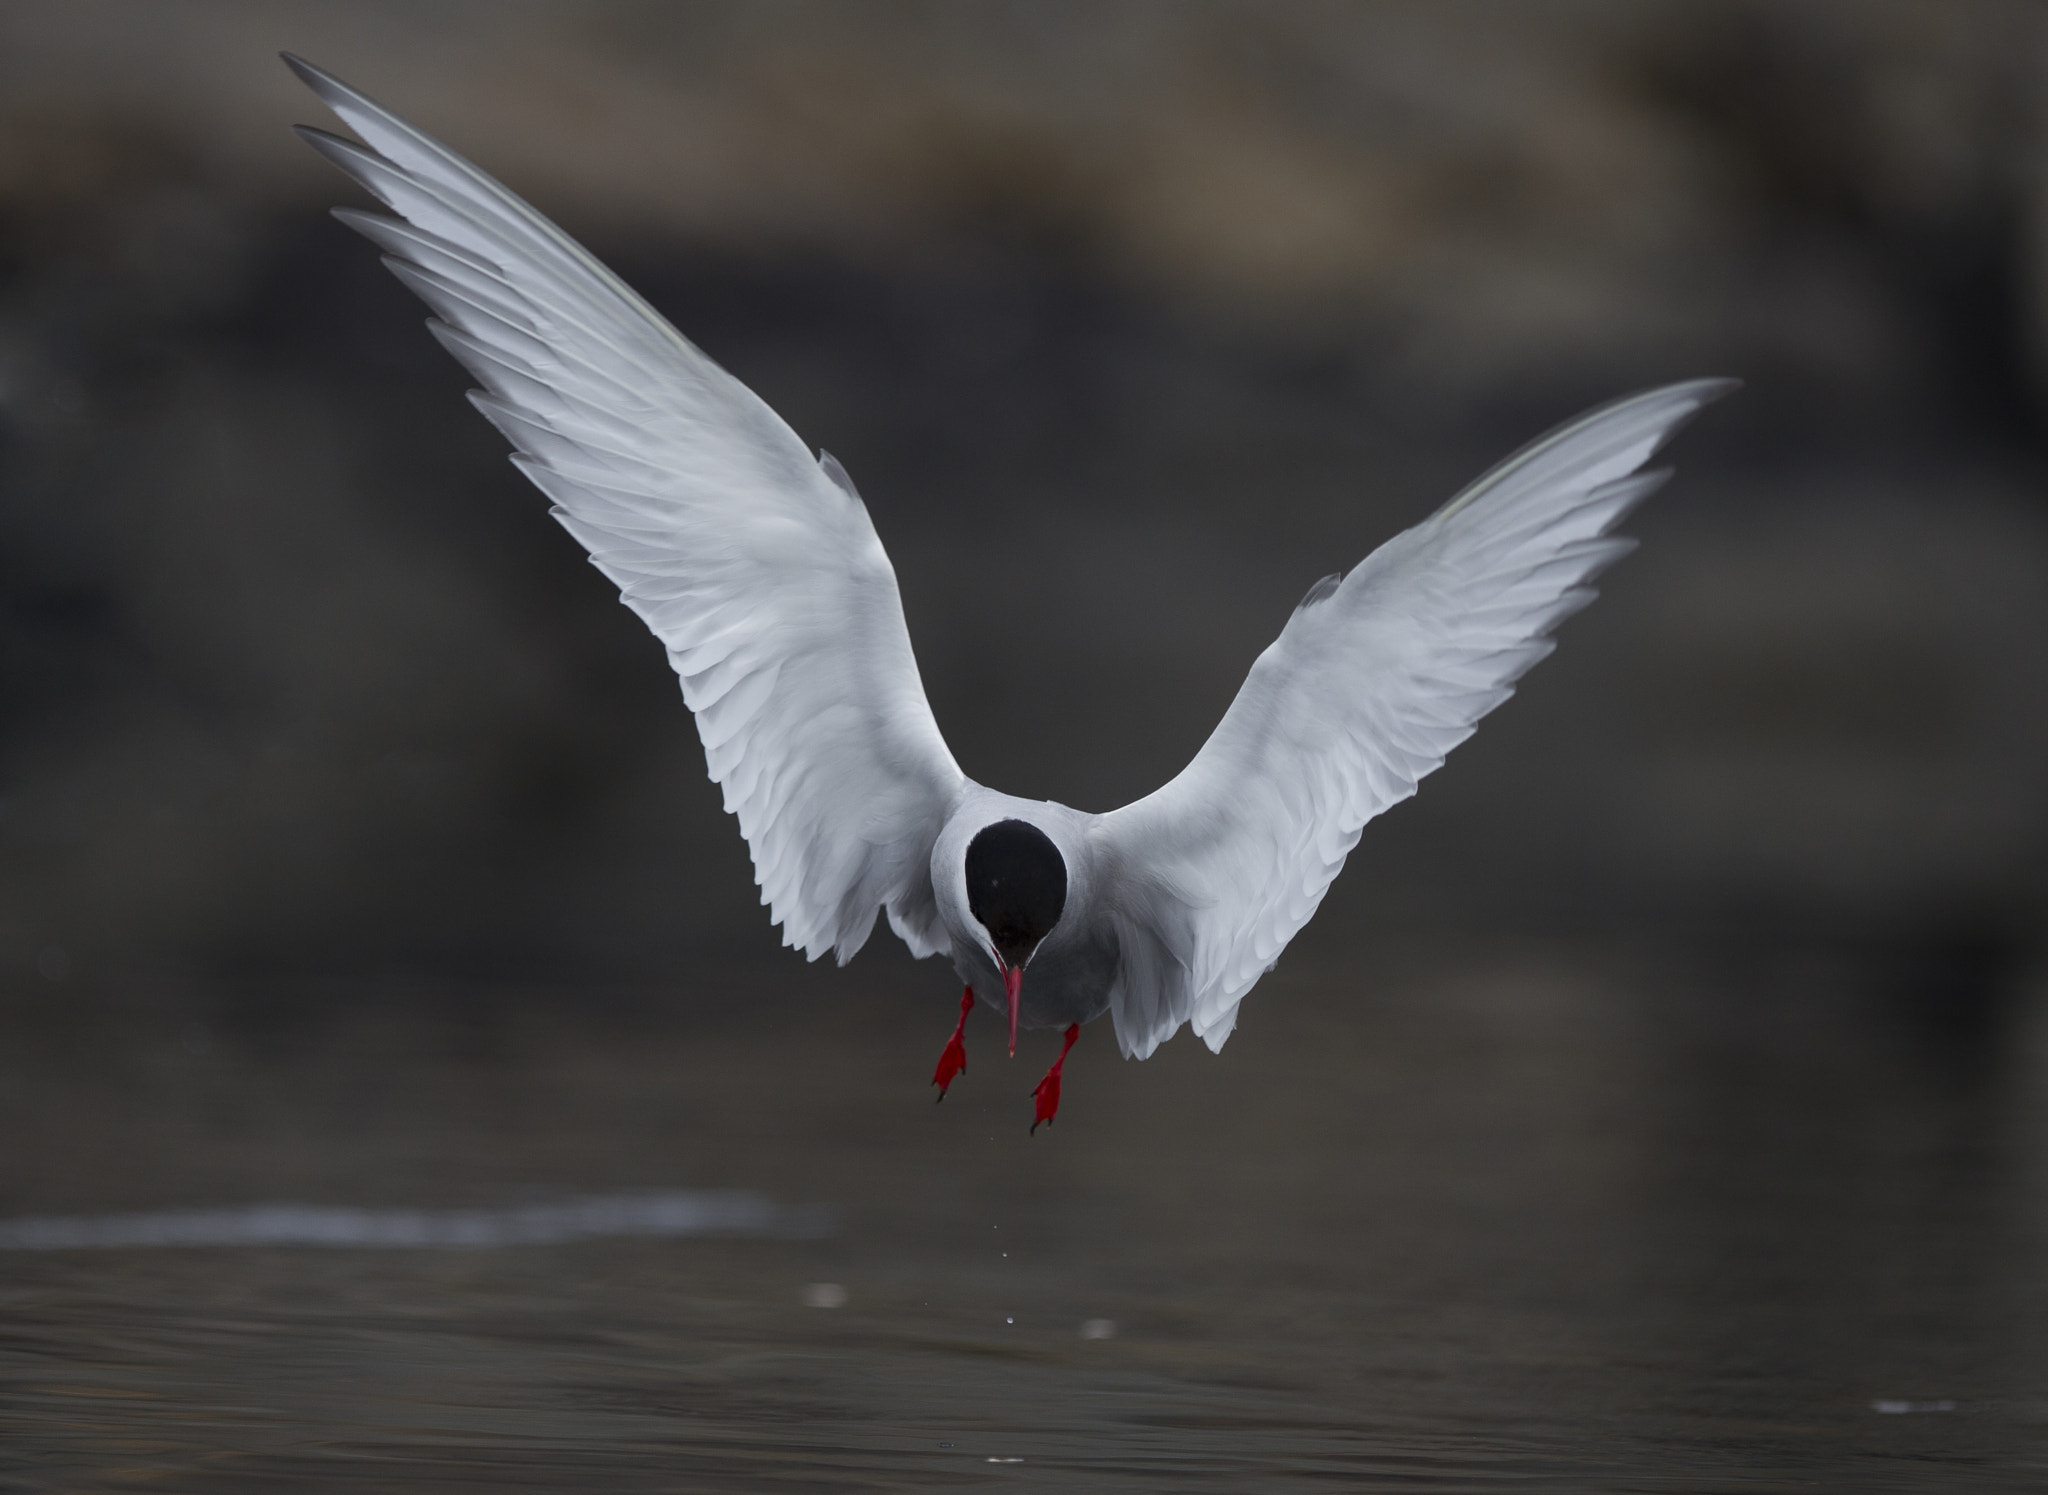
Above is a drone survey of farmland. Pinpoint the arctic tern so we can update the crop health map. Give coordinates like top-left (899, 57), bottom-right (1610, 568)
top-left (287, 55), bottom-right (1732, 1132)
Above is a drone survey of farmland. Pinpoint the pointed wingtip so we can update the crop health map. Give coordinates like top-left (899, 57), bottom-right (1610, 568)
top-left (279, 51), bottom-right (333, 95)
top-left (1604, 376), bottom-right (1741, 427)
top-left (281, 52), bottom-right (384, 128)
top-left (281, 53), bottom-right (367, 141)
top-left (1684, 376), bottom-right (1743, 407)
top-left (1643, 376), bottom-right (1742, 456)
top-left (1620, 376), bottom-right (1740, 424)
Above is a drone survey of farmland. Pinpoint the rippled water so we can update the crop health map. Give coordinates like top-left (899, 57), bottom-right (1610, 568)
top-left (2, 943), bottom-right (2044, 1491)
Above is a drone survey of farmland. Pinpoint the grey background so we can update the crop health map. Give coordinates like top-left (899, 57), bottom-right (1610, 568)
top-left (7, 7), bottom-right (2048, 1487)
top-left (1, 0), bottom-right (2043, 1012)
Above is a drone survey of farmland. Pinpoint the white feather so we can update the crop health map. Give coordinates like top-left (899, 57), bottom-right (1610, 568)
top-left (287, 55), bottom-right (966, 963)
top-left (1097, 381), bottom-right (1735, 1058)
top-left (288, 55), bottom-right (1730, 1062)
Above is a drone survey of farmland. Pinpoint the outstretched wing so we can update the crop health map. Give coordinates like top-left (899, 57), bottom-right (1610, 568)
top-left (287, 55), bottom-right (967, 962)
top-left (1097, 380), bottom-right (1734, 1058)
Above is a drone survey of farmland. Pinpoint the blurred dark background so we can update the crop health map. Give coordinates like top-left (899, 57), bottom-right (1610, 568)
top-left (1, 0), bottom-right (2044, 1011)
top-left (8, 6), bottom-right (2048, 1485)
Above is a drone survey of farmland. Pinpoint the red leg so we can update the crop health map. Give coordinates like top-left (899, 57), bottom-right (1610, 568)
top-left (1030, 1023), bottom-right (1081, 1134)
top-left (931, 986), bottom-right (974, 1100)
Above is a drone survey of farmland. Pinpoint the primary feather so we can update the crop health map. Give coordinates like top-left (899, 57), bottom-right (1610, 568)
top-left (284, 54), bottom-right (966, 964)
top-left (1098, 381), bottom-right (1732, 1058)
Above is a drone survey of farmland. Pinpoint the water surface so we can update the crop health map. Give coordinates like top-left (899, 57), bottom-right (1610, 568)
top-left (2, 944), bottom-right (2043, 1490)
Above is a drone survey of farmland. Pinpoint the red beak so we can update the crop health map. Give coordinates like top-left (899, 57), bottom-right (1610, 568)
top-left (1002, 962), bottom-right (1023, 1056)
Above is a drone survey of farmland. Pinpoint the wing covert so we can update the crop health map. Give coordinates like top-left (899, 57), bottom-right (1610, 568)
top-left (287, 56), bottom-right (967, 962)
top-left (1097, 380), bottom-right (1734, 1058)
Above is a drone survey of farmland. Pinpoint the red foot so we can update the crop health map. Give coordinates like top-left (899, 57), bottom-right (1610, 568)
top-left (1030, 1023), bottom-right (1081, 1134)
top-left (931, 986), bottom-right (974, 1100)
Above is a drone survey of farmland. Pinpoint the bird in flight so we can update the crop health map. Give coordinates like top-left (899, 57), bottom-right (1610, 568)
top-left (287, 56), bottom-right (1732, 1133)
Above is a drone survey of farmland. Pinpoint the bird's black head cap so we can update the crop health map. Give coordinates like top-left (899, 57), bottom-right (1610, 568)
top-left (966, 819), bottom-right (1067, 967)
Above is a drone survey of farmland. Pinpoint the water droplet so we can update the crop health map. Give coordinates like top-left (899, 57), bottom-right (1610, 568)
top-left (802, 1282), bottom-right (847, 1308)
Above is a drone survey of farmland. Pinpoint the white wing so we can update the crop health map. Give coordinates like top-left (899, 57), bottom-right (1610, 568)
top-left (1097, 380), bottom-right (1734, 1058)
top-left (287, 56), bottom-right (967, 962)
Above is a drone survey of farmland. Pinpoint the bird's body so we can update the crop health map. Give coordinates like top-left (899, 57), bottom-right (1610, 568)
top-left (942, 800), bottom-right (1109, 1032)
top-left (287, 56), bottom-right (1732, 1128)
